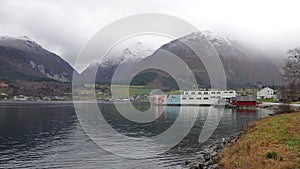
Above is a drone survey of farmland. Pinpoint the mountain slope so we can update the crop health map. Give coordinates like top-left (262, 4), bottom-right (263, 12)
top-left (155, 31), bottom-right (282, 87)
top-left (80, 42), bottom-right (155, 83)
top-left (80, 31), bottom-right (282, 88)
top-left (0, 36), bottom-right (77, 82)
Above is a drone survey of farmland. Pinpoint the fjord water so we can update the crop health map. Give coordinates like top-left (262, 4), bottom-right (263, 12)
top-left (0, 102), bottom-right (272, 169)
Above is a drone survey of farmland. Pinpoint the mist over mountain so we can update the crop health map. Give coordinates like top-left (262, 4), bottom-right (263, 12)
top-left (79, 41), bottom-right (156, 83)
top-left (0, 36), bottom-right (77, 82)
top-left (162, 31), bottom-right (282, 87)
top-left (0, 32), bottom-right (283, 88)
top-left (79, 31), bottom-right (283, 88)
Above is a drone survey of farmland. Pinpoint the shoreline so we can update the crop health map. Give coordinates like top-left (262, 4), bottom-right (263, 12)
top-left (182, 111), bottom-right (300, 169)
top-left (258, 102), bottom-right (300, 108)
top-left (218, 111), bottom-right (300, 169)
top-left (181, 133), bottom-right (242, 169)
top-left (0, 100), bottom-right (75, 104)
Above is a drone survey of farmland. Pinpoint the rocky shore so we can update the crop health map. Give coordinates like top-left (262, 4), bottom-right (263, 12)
top-left (218, 111), bottom-right (300, 168)
top-left (182, 132), bottom-right (243, 169)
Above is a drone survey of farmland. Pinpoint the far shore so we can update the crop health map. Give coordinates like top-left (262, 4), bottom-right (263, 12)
top-left (0, 100), bottom-right (75, 104)
top-left (259, 102), bottom-right (300, 107)
top-left (0, 100), bottom-right (150, 104)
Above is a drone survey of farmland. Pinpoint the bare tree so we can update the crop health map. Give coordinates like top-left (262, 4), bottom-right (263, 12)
top-left (282, 47), bottom-right (300, 83)
top-left (279, 47), bottom-right (300, 113)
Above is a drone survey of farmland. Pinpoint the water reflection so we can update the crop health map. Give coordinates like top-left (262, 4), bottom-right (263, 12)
top-left (0, 102), bottom-right (272, 168)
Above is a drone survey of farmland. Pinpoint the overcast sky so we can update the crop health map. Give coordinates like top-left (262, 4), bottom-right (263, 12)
top-left (1, 0), bottom-right (300, 71)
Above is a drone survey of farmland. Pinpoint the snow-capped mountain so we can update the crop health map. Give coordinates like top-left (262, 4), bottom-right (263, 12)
top-left (0, 36), bottom-right (44, 53)
top-left (79, 31), bottom-right (283, 87)
top-left (80, 42), bottom-right (156, 83)
top-left (107, 41), bottom-right (154, 64)
top-left (0, 36), bottom-right (77, 82)
top-left (151, 30), bottom-right (282, 87)
top-left (180, 31), bottom-right (233, 46)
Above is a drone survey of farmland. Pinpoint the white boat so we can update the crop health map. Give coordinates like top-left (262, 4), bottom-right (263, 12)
top-left (13, 95), bottom-right (29, 101)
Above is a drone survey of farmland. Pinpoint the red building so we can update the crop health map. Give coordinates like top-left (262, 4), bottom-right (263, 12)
top-left (232, 96), bottom-right (256, 107)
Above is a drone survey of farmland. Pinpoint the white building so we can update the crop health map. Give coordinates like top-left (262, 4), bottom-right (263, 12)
top-left (257, 87), bottom-right (274, 99)
top-left (181, 90), bottom-right (236, 105)
top-left (153, 90), bottom-right (236, 105)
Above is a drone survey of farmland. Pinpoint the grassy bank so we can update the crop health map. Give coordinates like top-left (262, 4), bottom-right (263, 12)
top-left (257, 98), bottom-right (275, 103)
top-left (219, 112), bottom-right (300, 169)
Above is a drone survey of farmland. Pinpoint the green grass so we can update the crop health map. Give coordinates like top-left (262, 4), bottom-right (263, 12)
top-left (257, 98), bottom-right (274, 103)
top-left (219, 112), bottom-right (300, 169)
top-left (166, 90), bottom-right (182, 95)
top-left (265, 151), bottom-right (279, 160)
top-left (129, 87), bottom-right (152, 96)
top-left (95, 85), bottom-right (153, 98)
top-left (95, 93), bottom-right (112, 98)
top-left (94, 86), bottom-right (183, 99)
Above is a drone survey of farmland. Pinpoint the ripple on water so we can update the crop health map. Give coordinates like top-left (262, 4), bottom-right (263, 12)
top-left (0, 103), bottom-right (272, 168)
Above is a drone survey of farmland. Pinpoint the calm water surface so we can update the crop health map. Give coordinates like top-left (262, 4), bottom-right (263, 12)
top-left (0, 102), bottom-right (272, 169)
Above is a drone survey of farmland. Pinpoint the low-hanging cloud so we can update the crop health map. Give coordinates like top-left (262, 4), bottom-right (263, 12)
top-left (1, 0), bottom-right (300, 71)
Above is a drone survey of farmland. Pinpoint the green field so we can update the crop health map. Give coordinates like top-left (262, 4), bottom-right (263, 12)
top-left (257, 98), bottom-right (274, 103)
top-left (95, 85), bottom-right (153, 98)
top-left (94, 85), bottom-right (184, 100)
top-left (129, 86), bottom-right (153, 96)
top-left (95, 93), bottom-right (112, 98)
top-left (166, 90), bottom-right (182, 95)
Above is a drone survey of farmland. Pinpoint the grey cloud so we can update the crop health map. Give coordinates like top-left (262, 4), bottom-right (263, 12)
top-left (1, 0), bottom-right (300, 71)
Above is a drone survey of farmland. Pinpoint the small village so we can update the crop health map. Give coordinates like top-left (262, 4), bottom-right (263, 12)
top-left (0, 81), bottom-right (72, 101)
top-left (152, 86), bottom-right (300, 107)
top-left (3, 82), bottom-right (298, 109)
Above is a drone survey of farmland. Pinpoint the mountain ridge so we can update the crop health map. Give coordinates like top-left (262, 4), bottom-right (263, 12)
top-left (79, 31), bottom-right (283, 88)
top-left (0, 36), bottom-right (77, 82)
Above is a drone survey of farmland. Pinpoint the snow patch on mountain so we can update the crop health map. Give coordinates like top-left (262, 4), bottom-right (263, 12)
top-left (179, 30), bottom-right (233, 46)
top-left (0, 36), bottom-right (43, 53)
top-left (87, 41), bottom-right (155, 68)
